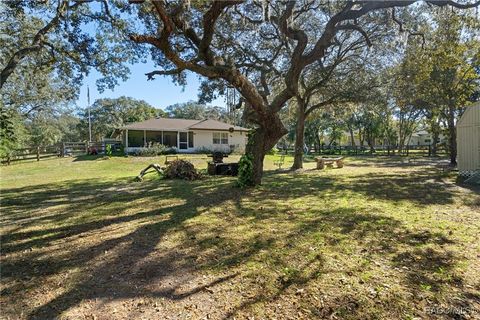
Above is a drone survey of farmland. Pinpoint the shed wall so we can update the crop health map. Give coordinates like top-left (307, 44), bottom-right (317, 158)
top-left (457, 104), bottom-right (480, 175)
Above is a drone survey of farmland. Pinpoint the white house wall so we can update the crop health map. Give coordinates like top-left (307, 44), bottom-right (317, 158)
top-left (191, 130), bottom-right (247, 153)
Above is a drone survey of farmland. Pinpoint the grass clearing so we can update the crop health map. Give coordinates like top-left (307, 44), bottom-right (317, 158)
top-left (1, 155), bottom-right (479, 319)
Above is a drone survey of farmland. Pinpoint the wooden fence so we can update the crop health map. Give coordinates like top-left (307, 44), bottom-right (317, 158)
top-left (281, 144), bottom-right (448, 157)
top-left (2, 146), bottom-right (60, 165)
top-left (2, 141), bottom-right (123, 165)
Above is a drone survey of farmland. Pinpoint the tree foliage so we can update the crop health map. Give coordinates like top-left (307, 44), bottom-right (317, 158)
top-left (78, 96), bottom-right (164, 141)
top-left (166, 101), bottom-right (226, 120)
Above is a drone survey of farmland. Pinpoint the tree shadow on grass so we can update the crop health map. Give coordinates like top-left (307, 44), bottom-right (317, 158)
top-left (262, 166), bottom-right (471, 207)
top-left (1, 176), bottom-right (248, 318)
top-left (0, 168), bottom-right (477, 319)
top-left (71, 154), bottom-right (114, 162)
top-left (215, 202), bottom-right (467, 319)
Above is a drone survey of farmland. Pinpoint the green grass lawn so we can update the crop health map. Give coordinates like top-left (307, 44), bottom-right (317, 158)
top-left (1, 155), bottom-right (479, 319)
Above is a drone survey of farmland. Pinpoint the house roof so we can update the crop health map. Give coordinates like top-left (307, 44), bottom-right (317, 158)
top-left (119, 117), bottom-right (249, 132)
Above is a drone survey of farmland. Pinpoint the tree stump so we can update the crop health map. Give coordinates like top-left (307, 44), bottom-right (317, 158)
top-left (316, 159), bottom-right (325, 170)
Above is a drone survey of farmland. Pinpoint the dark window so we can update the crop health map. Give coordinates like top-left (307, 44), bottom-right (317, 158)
top-left (179, 132), bottom-right (188, 150)
top-left (213, 132), bottom-right (221, 144)
top-left (163, 131), bottom-right (177, 148)
top-left (221, 132), bottom-right (228, 144)
top-left (146, 131), bottom-right (163, 145)
top-left (128, 130), bottom-right (144, 147)
top-left (188, 132), bottom-right (194, 148)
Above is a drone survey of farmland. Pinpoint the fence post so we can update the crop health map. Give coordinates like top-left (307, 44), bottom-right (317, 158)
top-left (85, 142), bottom-right (89, 155)
top-left (36, 146), bottom-right (40, 161)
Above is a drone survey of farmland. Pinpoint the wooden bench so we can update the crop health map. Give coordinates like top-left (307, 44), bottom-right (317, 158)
top-left (315, 157), bottom-right (344, 170)
top-left (165, 155), bottom-right (179, 165)
top-left (273, 155), bottom-right (285, 169)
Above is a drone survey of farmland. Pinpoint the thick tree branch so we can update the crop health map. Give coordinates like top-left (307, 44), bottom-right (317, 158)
top-left (145, 68), bottom-right (184, 80)
top-left (335, 24), bottom-right (372, 47)
top-left (200, 1), bottom-right (243, 65)
top-left (426, 0), bottom-right (480, 8)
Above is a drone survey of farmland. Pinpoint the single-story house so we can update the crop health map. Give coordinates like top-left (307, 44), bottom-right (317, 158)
top-left (112, 118), bottom-right (249, 154)
top-left (457, 102), bottom-right (480, 177)
top-left (409, 130), bottom-right (447, 146)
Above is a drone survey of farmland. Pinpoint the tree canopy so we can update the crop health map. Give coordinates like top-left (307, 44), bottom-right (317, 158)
top-left (78, 96), bottom-right (165, 141)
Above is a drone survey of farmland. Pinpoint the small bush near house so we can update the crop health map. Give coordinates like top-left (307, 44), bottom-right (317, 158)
top-left (133, 143), bottom-right (177, 156)
top-left (237, 154), bottom-right (254, 187)
top-left (105, 144), bottom-right (112, 157)
top-left (164, 159), bottom-right (201, 180)
top-left (194, 146), bottom-right (232, 155)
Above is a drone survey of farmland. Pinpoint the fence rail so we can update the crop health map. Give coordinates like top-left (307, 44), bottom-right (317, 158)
top-left (2, 141), bottom-right (123, 165)
top-left (281, 144), bottom-right (448, 157)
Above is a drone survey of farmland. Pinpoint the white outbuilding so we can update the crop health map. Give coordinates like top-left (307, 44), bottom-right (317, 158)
top-left (457, 102), bottom-right (480, 177)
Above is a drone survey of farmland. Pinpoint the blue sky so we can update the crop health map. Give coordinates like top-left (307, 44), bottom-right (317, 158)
top-left (76, 61), bottom-right (226, 112)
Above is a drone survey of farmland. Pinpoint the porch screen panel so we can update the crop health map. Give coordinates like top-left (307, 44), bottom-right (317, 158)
top-left (179, 132), bottom-right (188, 150)
top-left (128, 130), bottom-right (144, 147)
top-left (163, 131), bottom-right (178, 148)
top-left (146, 131), bottom-right (163, 145)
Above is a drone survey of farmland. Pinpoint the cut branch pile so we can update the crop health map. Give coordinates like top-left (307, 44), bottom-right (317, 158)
top-left (164, 159), bottom-right (201, 181)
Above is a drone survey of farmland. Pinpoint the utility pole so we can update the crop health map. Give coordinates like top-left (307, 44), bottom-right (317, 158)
top-left (88, 86), bottom-right (92, 142)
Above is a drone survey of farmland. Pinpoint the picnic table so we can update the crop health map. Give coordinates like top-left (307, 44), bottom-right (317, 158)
top-left (315, 156), bottom-right (344, 170)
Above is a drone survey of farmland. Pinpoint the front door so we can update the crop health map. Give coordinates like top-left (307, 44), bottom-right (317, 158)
top-left (179, 132), bottom-right (188, 150)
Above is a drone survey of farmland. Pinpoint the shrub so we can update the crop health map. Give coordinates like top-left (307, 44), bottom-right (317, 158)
top-left (133, 143), bottom-right (177, 156)
top-left (195, 146), bottom-right (232, 155)
top-left (266, 147), bottom-right (279, 155)
top-left (165, 147), bottom-right (177, 154)
top-left (105, 144), bottom-right (112, 157)
top-left (134, 148), bottom-right (156, 157)
top-left (237, 154), bottom-right (254, 188)
top-left (164, 159), bottom-right (201, 180)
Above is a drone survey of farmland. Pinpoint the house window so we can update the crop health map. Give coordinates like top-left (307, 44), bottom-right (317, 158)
top-left (221, 133), bottom-right (228, 144)
top-left (213, 132), bottom-right (228, 144)
top-left (146, 131), bottom-right (163, 145)
top-left (188, 132), bottom-right (194, 148)
top-left (163, 131), bottom-right (178, 148)
top-left (128, 130), bottom-right (144, 147)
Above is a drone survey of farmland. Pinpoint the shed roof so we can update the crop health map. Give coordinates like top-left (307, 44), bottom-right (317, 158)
top-left (119, 117), bottom-right (249, 132)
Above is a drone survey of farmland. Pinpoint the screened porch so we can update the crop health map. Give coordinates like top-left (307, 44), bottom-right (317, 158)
top-left (124, 130), bottom-right (194, 151)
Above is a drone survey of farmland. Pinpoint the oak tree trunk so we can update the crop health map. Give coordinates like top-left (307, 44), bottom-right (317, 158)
top-left (447, 107), bottom-right (457, 166)
top-left (431, 130), bottom-right (439, 156)
top-left (246, 112), bottom-right (287, 185)
top-left (349, 127), bottom-right (356, 147)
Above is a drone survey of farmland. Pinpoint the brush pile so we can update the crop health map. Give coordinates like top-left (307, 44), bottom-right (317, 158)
top-left (164, 159), bottom-right (201, 180)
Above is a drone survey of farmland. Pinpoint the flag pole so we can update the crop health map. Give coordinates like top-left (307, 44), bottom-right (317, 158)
top-left (88, 86), bottom-right (92, 142)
